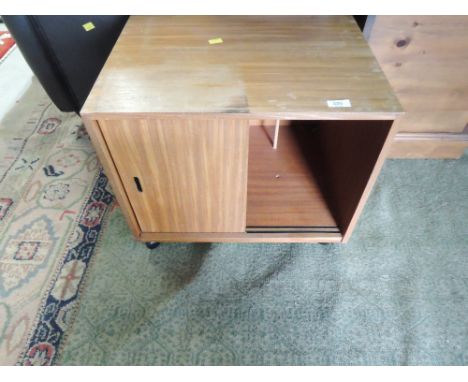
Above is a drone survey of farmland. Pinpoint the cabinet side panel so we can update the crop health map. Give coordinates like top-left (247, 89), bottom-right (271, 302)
top-left (99, 118), bottom-right (249, 233)
top-left (316, 120), bottom-right (394, 242)
top-left (82, 117), bottom-right (142, 238)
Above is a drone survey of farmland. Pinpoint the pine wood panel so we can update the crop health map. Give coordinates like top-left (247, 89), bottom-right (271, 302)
top-left (393, 112), bottom-right (468, 134)
top-left (82, 16), bottom-right (401, 119)
top-left (367, 16), bottom-right (468, 112)
top-left (367, 16), bottom-right (468, 158)
top-left (389, 140), bottom-right (468, 159)
top-left (98, 118), bottom-right (249, 233)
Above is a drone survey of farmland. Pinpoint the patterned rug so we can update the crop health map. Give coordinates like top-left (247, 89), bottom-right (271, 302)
top-left (0, 79), bottom-right (114, 365)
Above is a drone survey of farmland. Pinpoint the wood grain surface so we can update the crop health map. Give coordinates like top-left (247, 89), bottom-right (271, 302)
top-left (367, 16), bottom-right (468, 158)
top-left (311, 120), bottom-right (394, 241)
top-left (99, 118), bottom-right (249, 233)
top-left (367, 16), bottom-right (468, 112)
top-left (392, 112), bottom-right (468, 134)
top-left (139, 231), bottom-right (342, 243)
top-left (83, 117), bottom-right (142, 237)
top-left (247, 123), bottom-right (338, 229)
top-left (81, 16), bottom-right (402, 242)
top-left (389, 140), bottom-right (468, 159)
top-left (82, 16), bottom-right (402, 119)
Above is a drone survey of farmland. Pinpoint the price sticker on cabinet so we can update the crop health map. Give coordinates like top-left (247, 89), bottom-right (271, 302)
top-left (327, 99), bottom-right (352, 108)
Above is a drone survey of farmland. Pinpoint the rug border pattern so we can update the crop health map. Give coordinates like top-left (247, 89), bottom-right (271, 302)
top-left (16, 169), bottom-right (114, 366)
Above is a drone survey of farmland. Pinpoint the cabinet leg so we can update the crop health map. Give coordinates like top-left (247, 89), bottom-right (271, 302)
top-left (145, 241), bottom-right (160, 249)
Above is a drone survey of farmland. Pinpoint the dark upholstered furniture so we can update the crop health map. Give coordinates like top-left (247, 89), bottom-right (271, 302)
top-left (3, 16), bottom-right (128, 113)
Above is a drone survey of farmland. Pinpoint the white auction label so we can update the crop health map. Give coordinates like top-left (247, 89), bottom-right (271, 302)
top-left (327, 99), bottom-right (352, 108)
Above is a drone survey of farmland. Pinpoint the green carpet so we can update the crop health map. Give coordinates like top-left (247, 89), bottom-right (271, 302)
top-left (58, 153), bottom-right (468, 365)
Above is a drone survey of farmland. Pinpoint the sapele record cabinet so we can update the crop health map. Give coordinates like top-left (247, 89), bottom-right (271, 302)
top-left (82, 16), bottom-right (402, 243)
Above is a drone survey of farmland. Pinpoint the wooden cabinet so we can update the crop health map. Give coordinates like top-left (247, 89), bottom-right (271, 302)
top-left (365, 16), bottom-right (468, 158)
top-left (82, 16), bottom-right (402, 243)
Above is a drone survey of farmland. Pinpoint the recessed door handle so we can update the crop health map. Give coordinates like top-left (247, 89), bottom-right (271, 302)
top-left (133, 176), bottom-right (143, 192)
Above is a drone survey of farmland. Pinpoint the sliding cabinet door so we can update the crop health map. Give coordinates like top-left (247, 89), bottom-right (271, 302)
top-left (99, 118), bottom-right (249, 233)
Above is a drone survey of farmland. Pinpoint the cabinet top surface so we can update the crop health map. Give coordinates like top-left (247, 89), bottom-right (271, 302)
top-left (82, 16), bottom-right (402, 118)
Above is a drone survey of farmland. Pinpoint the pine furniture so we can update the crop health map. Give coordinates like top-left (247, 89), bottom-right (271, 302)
top-left (365, 16), bottom-right (468, 158)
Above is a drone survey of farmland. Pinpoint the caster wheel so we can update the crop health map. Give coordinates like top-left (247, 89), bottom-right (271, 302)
top-left (145, 241), bottom-right (160, 249)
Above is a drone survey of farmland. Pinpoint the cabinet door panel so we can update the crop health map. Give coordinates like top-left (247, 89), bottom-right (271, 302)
top-left (99, 118), bottom-right (249, 233)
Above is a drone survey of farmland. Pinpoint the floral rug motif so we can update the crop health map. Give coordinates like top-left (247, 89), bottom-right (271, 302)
top-left (0, 79), bottom-right (114, 365)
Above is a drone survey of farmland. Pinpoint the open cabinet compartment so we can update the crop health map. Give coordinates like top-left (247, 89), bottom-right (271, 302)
top-left (246, 120), bottom-right (394, 240)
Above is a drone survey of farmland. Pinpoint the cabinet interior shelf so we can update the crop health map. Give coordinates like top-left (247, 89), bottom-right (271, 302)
top-left (246, 119), bottom-right (393, 239)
